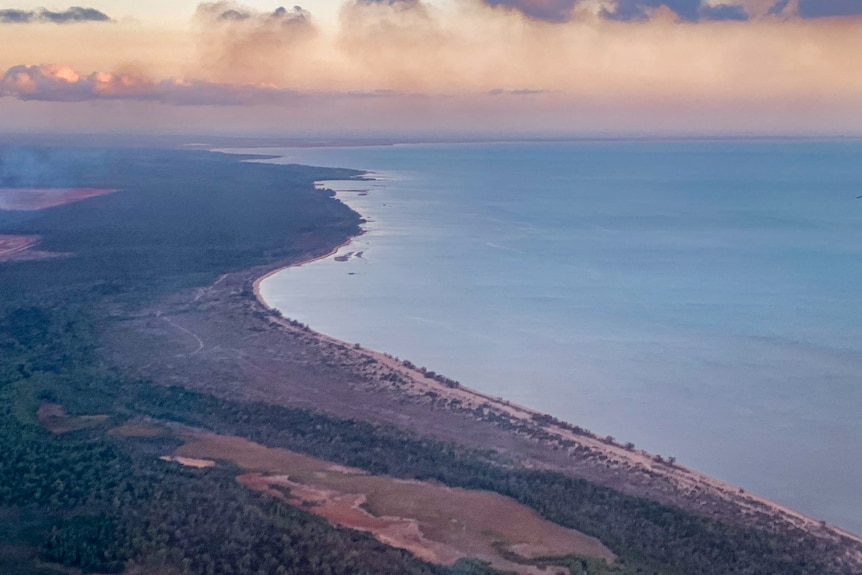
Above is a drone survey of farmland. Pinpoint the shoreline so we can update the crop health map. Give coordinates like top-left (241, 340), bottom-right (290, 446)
top-left (250, 230), bottom-right (862, 549)
top-left (253, 235), bottom-right (358, 311)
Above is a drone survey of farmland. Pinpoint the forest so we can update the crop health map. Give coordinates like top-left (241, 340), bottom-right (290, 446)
top-left (0, 145), bottom-right (855, 575)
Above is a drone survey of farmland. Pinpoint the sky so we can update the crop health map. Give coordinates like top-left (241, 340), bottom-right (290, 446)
top-left (1, 0), bottom-right (861, 136)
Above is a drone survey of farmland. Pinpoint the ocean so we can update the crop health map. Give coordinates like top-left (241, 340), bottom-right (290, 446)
top-left (231, 140), bottom-right (862, 535)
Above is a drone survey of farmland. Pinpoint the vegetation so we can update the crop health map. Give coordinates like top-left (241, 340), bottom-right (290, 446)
top-left (0, 145), bottom-right (507, 575)
top-left (0, 145), bottom-right (855, 575)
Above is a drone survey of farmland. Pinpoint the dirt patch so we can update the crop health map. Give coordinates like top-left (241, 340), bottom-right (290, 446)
top-left (0, 235), bottom-right (38, 259)
top-left (240, 474), bottom-right (462, 565)
top-left (160, 456), bottom-right (216, 469)
top-left (177, 431), bottom-right (614, 575)
top-left (37, 402), bottom-right (109, 435)
top-left (0, 235), bottom-right (70, 262)
top-left (109, 422), bottom-right (166, 438)
top-left (0, 187), bottom-right (118, 211)
top-left (0, 235), bottom-right (59, 263)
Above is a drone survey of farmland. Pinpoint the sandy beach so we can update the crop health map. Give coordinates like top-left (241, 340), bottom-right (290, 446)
top-left (253, 236), bottom-right (357, 309)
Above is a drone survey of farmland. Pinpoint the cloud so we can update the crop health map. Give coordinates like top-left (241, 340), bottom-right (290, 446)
top-left (3, 0), bottom-right (862, 134)
top-left (335, 0), bottom-right (457, 91)
top-left (194, 2), bottom-right (317, 84)
top-left (351, 0), bottom-right (425, 7)
top-left (0, 65), bottom-right (91, 101)
top-left (602, 1), bottom-right (750, 21)
top-left (0, 64), bottom-right (419, 106)
top-left (488, 88), bottom-right (552, 95)
top-left (196, 1), bottom-right (312, 24)
top-left (339, 0), bottom-right (436, 34)
top-left (700, 3), bottom-right (748, 20)
top-left (0, 6), bottom-right (112, 24)
top-left (0, 64), bottom-right (297, 105)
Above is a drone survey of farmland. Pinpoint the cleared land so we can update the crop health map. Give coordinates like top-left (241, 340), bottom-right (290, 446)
top-left (36, 402), bottom-right (109, 435)
top-left (0, 187), bottom-right (117, 211)
top-left (173, 431), bottom-right (615, 574)
top-left (0, 235), bottom-right (46, 262)
top-left (108, 422), bottom-right (167, 438)
top-left (159, 455), bottom-right (216, 469)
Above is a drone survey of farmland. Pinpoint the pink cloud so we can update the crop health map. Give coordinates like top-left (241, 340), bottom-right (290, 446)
top-left (0, 64), bottom-right (305, 105)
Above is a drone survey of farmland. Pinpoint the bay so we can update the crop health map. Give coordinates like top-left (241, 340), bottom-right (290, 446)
top-left (229, 140), bottom-right (862, 535)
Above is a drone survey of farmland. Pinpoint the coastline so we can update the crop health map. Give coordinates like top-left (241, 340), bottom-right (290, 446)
top-left (19, 141), bottom-right (862, 575)
top-left (253, 235), bottom-right (358, 311)
top-left (250, 228), bottom-right (862, 551)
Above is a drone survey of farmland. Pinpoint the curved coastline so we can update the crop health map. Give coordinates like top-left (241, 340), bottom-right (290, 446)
top-left (253, 235), bottom-right (357, 311)
top-left (232, 142), bottom-right (862, 543)
top-left (249, 215), bottom-right (862, 553)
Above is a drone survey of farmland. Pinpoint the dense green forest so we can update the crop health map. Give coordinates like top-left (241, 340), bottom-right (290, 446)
top-left (0, 146), bottom-right (854, 575)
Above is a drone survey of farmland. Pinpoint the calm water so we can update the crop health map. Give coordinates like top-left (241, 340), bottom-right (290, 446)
top-left (234, 141), bottom-right (862, 535)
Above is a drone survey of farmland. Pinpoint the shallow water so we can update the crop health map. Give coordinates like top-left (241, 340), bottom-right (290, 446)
top-left (233, 140), bottom-right (862, 535)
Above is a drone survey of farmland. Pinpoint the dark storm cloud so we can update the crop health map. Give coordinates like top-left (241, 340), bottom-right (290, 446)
top-left (0, 9), bottom-right (32, 22)
top-left (601, 0), bottom-right (749, 22)
top-left (482, 0), bottom-right (750, 23)
top-left (0, 6), bottom-right (112, 24)
top-left (196, 2), bottom-right (312, 25)
top-left (797, 0), bottom-right (862, 18)
top-left (217, 9), bottom-right (252, 21)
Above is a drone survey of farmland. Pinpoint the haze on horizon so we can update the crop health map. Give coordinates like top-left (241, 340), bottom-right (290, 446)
top-left (1, 0), bottom-right (861, 136)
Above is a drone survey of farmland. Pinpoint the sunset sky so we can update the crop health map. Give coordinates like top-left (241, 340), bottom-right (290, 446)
top-left (1, 0), bottom-right (861, 135)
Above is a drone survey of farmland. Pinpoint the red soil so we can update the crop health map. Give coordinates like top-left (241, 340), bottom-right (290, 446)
top-left (0, 187), bottom-right (117, 211)
top-left (0, 235), bottom-right (40, 260)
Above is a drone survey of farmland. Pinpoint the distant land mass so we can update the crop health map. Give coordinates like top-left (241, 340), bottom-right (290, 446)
top-left (0, 140), bottom-right (860, 575)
